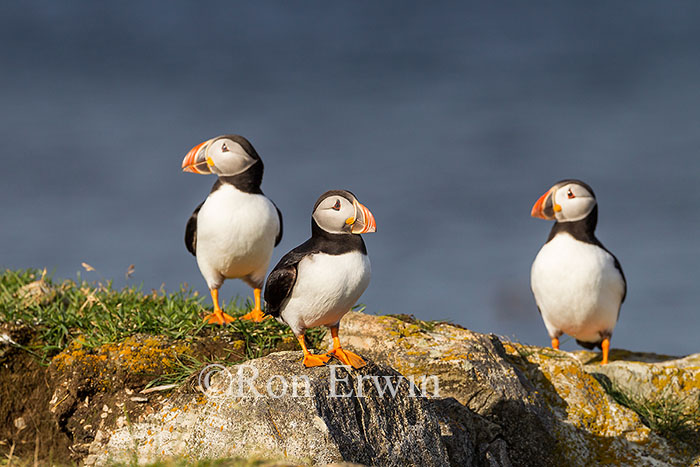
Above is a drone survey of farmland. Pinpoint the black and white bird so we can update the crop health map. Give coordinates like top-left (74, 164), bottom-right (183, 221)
top-left (264, 190), bottom-right (376, 368)
top-left (530, 179), bottom-right (626, 364)
top-left (182, 135), bottom-right (282, 325)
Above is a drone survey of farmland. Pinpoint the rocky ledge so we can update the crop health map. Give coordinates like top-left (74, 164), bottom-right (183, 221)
top-left (2, 312), bottom-right (699, 466)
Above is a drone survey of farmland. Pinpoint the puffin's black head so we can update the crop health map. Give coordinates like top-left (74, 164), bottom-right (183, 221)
top-left (182, 134), bottom-right (263, 177)
top-left (531, 179), bottom-right (597, 223)
top-left (312, 190), bottom-right (377, 235)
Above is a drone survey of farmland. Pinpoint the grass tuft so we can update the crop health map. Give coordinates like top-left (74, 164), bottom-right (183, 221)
top-left (596, 374), bottom-right (700, 447)
top-left (0, 268), bottom-right (326, 367)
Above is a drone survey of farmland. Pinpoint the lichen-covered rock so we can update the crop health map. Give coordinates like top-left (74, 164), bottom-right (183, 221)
top-left (336, 312), bottom-right (700, 466)
top-left (49, 335), bottom-right (197, 459)
top-left (5, 309), bottom-right (698, 466)
top-left (509, 345), bottom-right (696, 466)
top-left (578, 350), bottom-right (700, 405)
top-left (335, 313), bottom-right (558, 466)
top-left (85, 352), bottom-right (451, 466)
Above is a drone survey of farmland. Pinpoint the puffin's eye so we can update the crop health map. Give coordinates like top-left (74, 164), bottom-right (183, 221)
top-left (332, 200), bottom-right (341, 211)
top-left (221, 143), bottom-right (229, 152)
top-left (567, 189), bottom-right (575, 199)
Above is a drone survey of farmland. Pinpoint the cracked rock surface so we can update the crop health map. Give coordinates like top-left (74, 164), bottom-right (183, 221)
top-left (86, 351), bottom-right (450, 466)
top-left (2, 312), bottom-right (698, 466)
top-left (337, 312), bottom-right (700, 467)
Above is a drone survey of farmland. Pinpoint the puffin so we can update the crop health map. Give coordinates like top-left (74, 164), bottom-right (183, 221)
top-left (530, 179), bottom-right (626, 364)
top-left (182, 134), bottom-right (282, 324)
top-left (264, 190), bottom-right (376, 368)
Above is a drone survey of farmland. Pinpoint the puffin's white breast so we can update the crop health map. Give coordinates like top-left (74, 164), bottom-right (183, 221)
top-left (196, 184), bottom-right (279, 283)
top-left (531, 232), bottom-right (624, 342)
top-left (281, 251), bottom-right (371, 332)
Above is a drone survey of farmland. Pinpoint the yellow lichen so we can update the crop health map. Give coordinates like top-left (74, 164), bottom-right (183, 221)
top-left (51, 335), bottom-right (193, 391)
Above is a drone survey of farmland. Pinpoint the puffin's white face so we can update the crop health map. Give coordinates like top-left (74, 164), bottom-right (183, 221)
top-left (312, 192), bottom-right (377, 235)
top-left (182, 136), bottom-right (257, 176)
top-left (531, 180), bottom-right (597, 223)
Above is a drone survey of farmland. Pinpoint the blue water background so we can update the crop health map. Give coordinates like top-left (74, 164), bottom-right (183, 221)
top-left (1, 2), bottom-right (699, 355)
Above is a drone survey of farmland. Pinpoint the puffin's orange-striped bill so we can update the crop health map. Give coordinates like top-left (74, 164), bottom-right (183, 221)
top-left (182, 140), bottom-right (210, 174)
top-left (531, 187), bottom-right (554, 219)
top-left (353, 202), bottom-right (376, 234)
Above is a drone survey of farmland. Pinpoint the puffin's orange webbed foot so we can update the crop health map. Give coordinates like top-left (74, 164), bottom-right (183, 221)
top-left (329, 347), bottom-right (367, 369)
top-left (203, 311), bottom-right (236, 325)
top-left (239, 308), bottom-right (269, 323)
top-left (327, 325), bottom-right (366, 369)
top-left (239, 288), bottom-right (269, 322)
top-left (204, 289), bottom-right (234, 325)
top-left (296, 335), bottom-right (329, 367)
top-left (302, 353), bottom-right (331, 367)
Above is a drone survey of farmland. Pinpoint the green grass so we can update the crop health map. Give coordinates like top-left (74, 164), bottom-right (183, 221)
top-left (596, 375), bottom-right (700, 447)
top-left (0, 268), bottom-right (326, 366)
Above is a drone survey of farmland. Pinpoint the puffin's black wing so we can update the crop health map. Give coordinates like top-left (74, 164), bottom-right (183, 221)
top-left (185, 201), bottom-right (204, 256)
top-left (264, 265), bottom-right (296, 318)
top-left (264, 240), bottom-right (316, 317)
top-left (273, 201), bottom-right (283, 247)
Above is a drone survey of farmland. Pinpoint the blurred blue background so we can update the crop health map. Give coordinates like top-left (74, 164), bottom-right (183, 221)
top-left (1, 2), bottom-right (698, 355)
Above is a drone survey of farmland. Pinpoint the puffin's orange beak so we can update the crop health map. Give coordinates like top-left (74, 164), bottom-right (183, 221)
top-left (350, 201), bottom-right (377, 234)
top-left (182, 140), bottom-right (212, 174)
top-left (531, 187), bottom-right (557, 220)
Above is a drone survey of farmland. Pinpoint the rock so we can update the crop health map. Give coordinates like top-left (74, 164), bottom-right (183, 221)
top-left (335, 312), bottom-right (700, 466)
top-left (429, 397), bottom-right (508, 467)
top-left (335, 313), bottom-right (557, 466)
top-left (510, 344), bottom-right (697, 466)
top-left (4, 309), bottom-right (698, 466)
top-left (85, 352), bottom-right (451, 467)
top-left (578, 351), bottom-right (700, 405)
